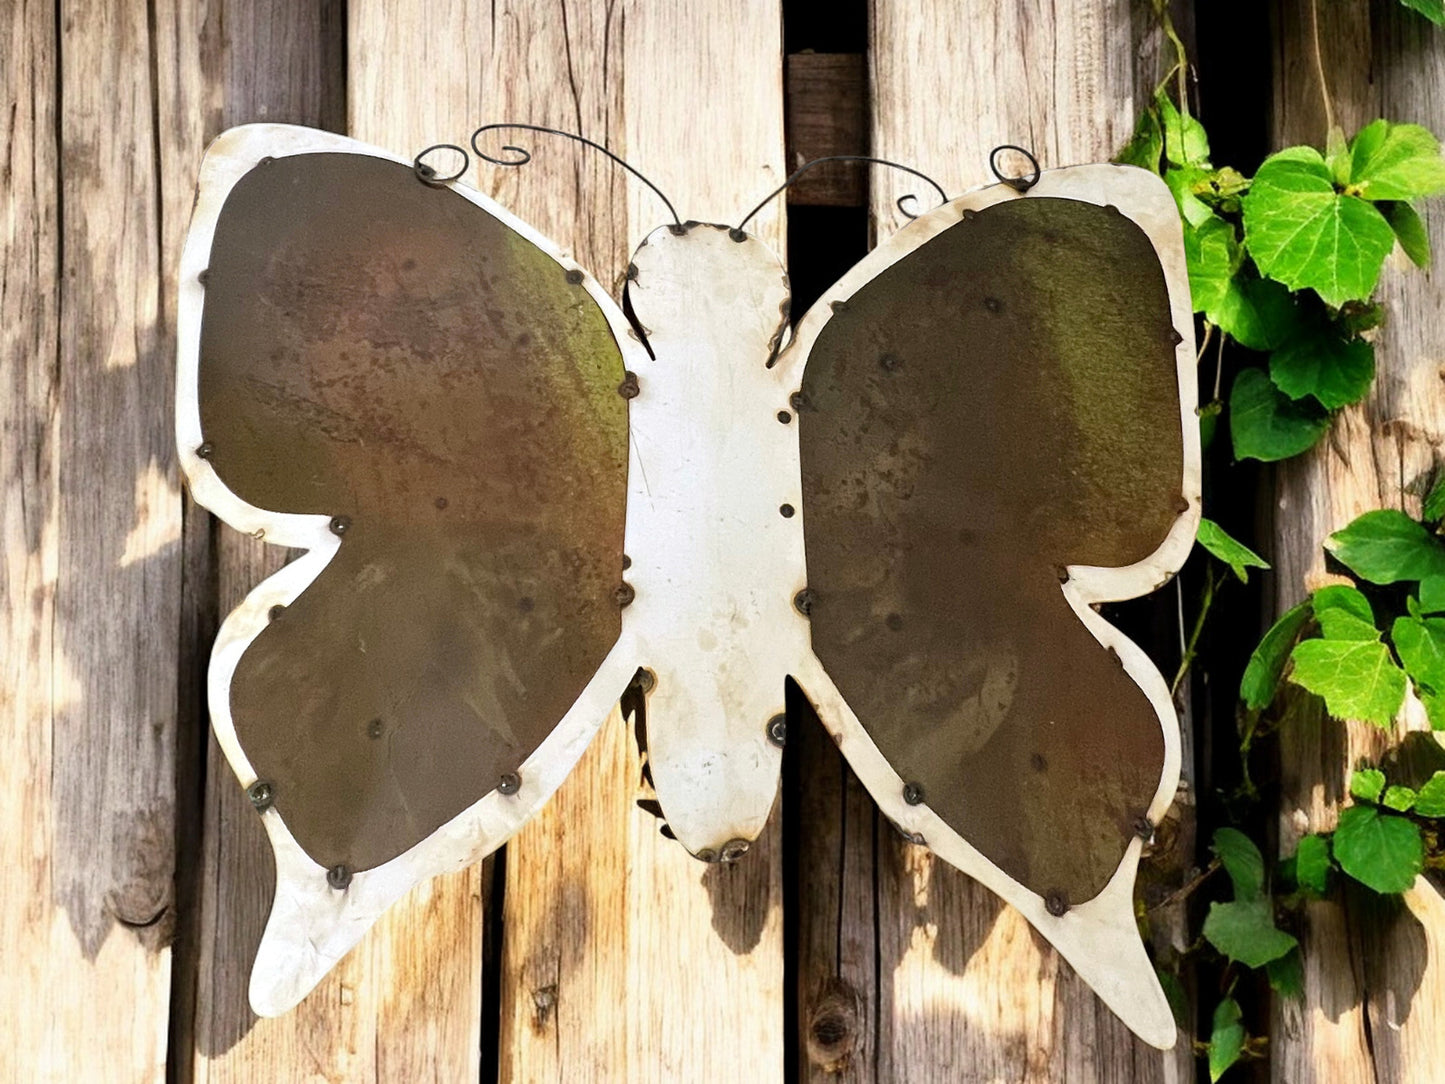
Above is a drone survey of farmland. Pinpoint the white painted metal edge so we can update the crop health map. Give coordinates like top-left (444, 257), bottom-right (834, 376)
top-left (175, 123), bottom-right (653, 1016)
top-left (773, 163), bottom-right (1200, 1050)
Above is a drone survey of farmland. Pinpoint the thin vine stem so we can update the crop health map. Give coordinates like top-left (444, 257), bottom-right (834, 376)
top-left (1172, 564), bottom-right (1218, 696)
top-left (1309, 0), bottom-right (1337, 137)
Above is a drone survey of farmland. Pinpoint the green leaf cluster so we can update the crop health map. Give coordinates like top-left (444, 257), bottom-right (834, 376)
top-left (1119, 102), bottom-right (1445, 465)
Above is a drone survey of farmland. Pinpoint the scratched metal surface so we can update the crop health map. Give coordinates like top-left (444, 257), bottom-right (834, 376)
top-left (798, 197), bottom-right (1183, 905)
top-left (198, 153), bottom-right (628, 872)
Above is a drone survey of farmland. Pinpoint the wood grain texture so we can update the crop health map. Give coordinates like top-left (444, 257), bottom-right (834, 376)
top-left (786, 53), bottom-right (868, 206)
top-left (1269, 3), bottom-right (1445, 1081)
top-left (476, 3), bottom-right (789, 1080)
top-left (814, 1), bottom-right (1199, 1078)
top-left (0, 0), bottom-right (181, 1079)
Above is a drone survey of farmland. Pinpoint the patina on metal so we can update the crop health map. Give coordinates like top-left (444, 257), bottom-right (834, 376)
top-left (799, 196), bottom-right (1183, 904)
top-left (199, 152), bottom-right (628, 873)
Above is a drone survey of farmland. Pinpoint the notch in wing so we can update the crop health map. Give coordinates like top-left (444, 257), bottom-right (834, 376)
top-left (177, 125), bottom-right (643, 1014)
top-left (779, 165), bottom-right (1199, 1049)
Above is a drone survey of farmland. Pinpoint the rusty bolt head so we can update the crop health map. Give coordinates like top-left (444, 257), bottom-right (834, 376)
top-left (793, 589), bottom-right (815, 616)
top-left (728, 227), bottom-right (747, 243)
top-left (416, 162), bottom-right (437, 180)
top-left (498, 772), bottom-right (521, 796)
top-left (1168, 327), bottom-right (1184, 346)
top-left (780, 504), bottom-right (795, 518)
top-left (789, 391), bottom-right (809, 413)
top-left (329, 515), bottom-right (351, 536)
top-left (613, 582), bottom-right (636, 607)
top-left (267, 604), bottom-right (285, 622)
top-left (564, 268), bottom-right (585, 285)
top-left (667, 223), bottom-right (687, 236)
top-left (879, 353), bottom-right (901, 373)
top-left (247, 781), bottom-right (273, 811)
top-left (196, 441), bottom-right (215, 459)
top-left (1133, 815), bottom-right (1155, 842)
top-left (197, 269), bottom-right (211, 287)
top-left (829, 299), bottom-right (849, 314)
top-left (634, 668), bottom-right (657, 694)
top-left (767, 714), bottom-right (787, 747)
top-left (777, 410), bottom-right (792, 424)
top-left (720, 839), bottom-right (751, 863)
top-left (367, 718), bottom-right (385, 739)
top-left (326, 864), bottom-right (353, 890)
top-left (695, 847), bottom-right (718, 863)
top-left (622, 554), bottom-right (632, 570)
top-left (902, 781), bottom-right (925, 806)
top-left (618, 372), bottom-right (640, 400)
top-left (1044, 890), bottom-right (1070, 916)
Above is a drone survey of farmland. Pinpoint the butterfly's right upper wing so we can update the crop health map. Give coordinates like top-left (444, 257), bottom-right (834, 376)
top-left (177, 124), bottom-right (644, 1014)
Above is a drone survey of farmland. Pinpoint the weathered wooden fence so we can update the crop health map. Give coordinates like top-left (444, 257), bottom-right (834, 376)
top-left (4, 1), bottom-right (1444, 1081)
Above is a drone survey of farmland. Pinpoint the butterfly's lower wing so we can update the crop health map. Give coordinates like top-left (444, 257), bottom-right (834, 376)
top-left (177, 125), bottom-right (642, 1015)
top-left (777, 165), bottom-right (1199, 1049)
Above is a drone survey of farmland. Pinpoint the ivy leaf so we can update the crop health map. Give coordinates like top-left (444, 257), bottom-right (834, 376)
top-left (1229, 367), bottom-right (1331, 462)
top-left (1157, 967), bottom-right (1189, 1028)
top-left (1391, 613), bottom-right (1445, 693)
top-left (1422, 689), bottom-right (1445, 731)
top-left (1241, 600), bottom-right (1312, 709)
top-left (1384, 785), bottom-right (1418, 812)
top-left (1350, 767), bottom-right (1387, 802)
top-left (1349, 119), bottom-right (1445, 201)
top-left (1332, 805), bottom-right (1424, 893)
top-left (1414, 770), bottom-right (1445, 816)
top-left (1269, 331), bottom-right (1375, 410)
top-left (1203, 898), bottom-right (1299, 967)
top-left (1158, 91), bottom-right (1211, 167)
top-left (1197, 518), bottom-right (1270, 583)
top-left (1426, 477), bottom-right (1445, 524)
top-left (1421, 577), bottom-right (1445, 614)
top-left (1167, 166), bottom-right (1217, 227)
top-left (1294, 834), bottom-right (1332, 895)
top-left (1267, 948), bottom-right (1306, 1000)
top-left (1398, 0), bottom-right (1445, 25)
top-left (1213, 827), bottom-right (1266, 899)
top-left (1289, 638), bottom-right (1407, 725)
top-left (1380, 201), bottom-right (1432, 267)
top-left (1208, 998), bottom-right (1247, 1082)
top-left (1186, 217), bottom-right (1241, 316)
top-left (1213, 274), bottom-right (1298, 351)
top-left (1242, 146), bottom-right (1397, 307)
top-left (1118, 106), bottom-right (1164, 171)
top-left (1326, 509), bottom-right (1445, 583)
top-left (1312, 584), bottom-right (1379, 640)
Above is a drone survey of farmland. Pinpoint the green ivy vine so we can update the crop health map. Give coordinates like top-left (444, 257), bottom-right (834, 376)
top-left (1120, 1), bottom-right (1445, 1078)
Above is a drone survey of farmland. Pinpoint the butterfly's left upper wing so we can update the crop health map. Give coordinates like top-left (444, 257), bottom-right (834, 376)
top-left (776, 164), bottom-right (1199, 1049)
top-left (177, 124), bottom-right (644, 1014)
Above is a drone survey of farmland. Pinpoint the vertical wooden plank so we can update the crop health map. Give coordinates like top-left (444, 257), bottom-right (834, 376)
top-left (476, 4), bottom-right (789, 1080)
top-left (1269, 3), bottom-right (1445, 1081)
top-left (850, 2), bottom-right (1197, 1080)
top-left (1, 0), bottom-right (181, 1078)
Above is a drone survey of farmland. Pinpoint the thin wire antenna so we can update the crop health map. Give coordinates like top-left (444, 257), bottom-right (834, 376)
top-left (468, 122), bottom-right (682, 226)
top-left (735, 155), bottom-right (949, 232)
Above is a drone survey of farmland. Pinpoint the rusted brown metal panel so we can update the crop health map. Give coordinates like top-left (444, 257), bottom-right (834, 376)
top-left (800, 197), bottom-right (1182, 905)
top-left (199, 152), bottom-right (629, 872)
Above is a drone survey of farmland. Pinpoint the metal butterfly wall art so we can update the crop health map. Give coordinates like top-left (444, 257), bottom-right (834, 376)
top-left (176, 122), bottom-right (1200, 1048)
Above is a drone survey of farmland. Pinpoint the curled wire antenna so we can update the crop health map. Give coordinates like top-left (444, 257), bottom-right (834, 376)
top-left (735, 155), bottom-right (950, 231)
top-left (412, 122), bottom-right (682, 227)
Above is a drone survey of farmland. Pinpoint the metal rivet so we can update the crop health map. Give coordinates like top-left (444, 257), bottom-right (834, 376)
top-left (695, 847), bottom-right (717, 863)
top-left (517, 596), bottom-right (535, 613)
top-left (197, 269), bottom-right (210, 286)
top-left (626, 263), bottom-right (640, 282)
top-left (327, 864), bottom-right (353, 890)
top-left (564, 268), bottom-right (585, 285)
top-left (435, 496), bottom-right (449, 510)
top-left (1055, 565), bottom-right (1069, 583)
top-left (330, 515), bottom-right (351, 536)
top-left (417, 162), bottom-right (436, 179)
top-left (902, 781), bottom-right (925, 805)
top-left (498, 772), bottom-right (521, 796)
top-left (767, 713), bottom-right (787, 746)
top-left (885, 612), bottom-right (904, 631)
top-left (1175, 495), bottom-right (1191, 514)
top-left (789, 391), bottom-right (809, 412)
top-left (267, 604), bottom-right (285, 622)
top-left (196, 441), bottom-right (215, 459)
top-left (1133, 815), bottom-right (1155, 841)
top-left (1045, 890), bottom-right (1069, 916)
top-left (777, 410), bottom-right (792, 424)
top-left (622, 554), bottom-right (632, 570)
top-left (829, 299), bottom-right (848, 314)
top-left (961, 208), bottom-right (978, 221)
top-left (247, 781), bottom-right (273, 811)
top-left (780, 504), bottom-right (795, 518)
top-left (879, 354), bottom-right (901, 372)
top-left (793, 589), bottom-right (814, 616)
top-left (635, 668), bottom-right (657, 694)
top-left (259, 156), bottom-right (275, 166)
top-left (618, 372), bottom-right (640, 400)
top-left (984, 296), bottom-right (1002, 313)
top-left (728, 227), bottom-right (747, 243)
top-left (1168, 328), bottom-right (1184, 346)
top-left (668, 223), bottom-right (687, 236)
top-left (367, 718), bottom-right (384, 739)
top-left (614, 582), bottom-right (636, 607)
top-left (720, 838), bottom-right (751, 863)
top-left (1030, 752), bottom-right (1047, 772)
